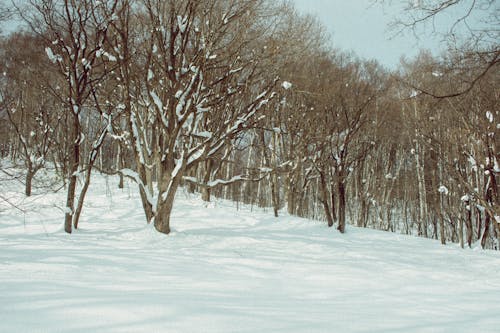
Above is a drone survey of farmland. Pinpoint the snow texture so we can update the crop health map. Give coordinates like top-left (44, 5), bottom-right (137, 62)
top-left (282, 81), bottom-right (292, 90)
top-left (0, 170), bottom-right (499, 333)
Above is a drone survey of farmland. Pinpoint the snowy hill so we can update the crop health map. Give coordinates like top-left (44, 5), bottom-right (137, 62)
top-left (1, 172), bottom-right (500, 333)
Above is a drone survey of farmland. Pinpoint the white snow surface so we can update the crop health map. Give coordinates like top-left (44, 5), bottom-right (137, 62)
top-left (1, 171), bottom-right (500, 333)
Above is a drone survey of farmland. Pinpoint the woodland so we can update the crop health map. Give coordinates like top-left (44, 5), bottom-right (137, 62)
top-left (0, 0), bottom-right (498, 249)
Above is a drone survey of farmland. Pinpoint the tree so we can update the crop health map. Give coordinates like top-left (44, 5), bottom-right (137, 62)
top-left (0, 32), bottom-right (59, 196)
top-left (0, 2), bottom-right (12, 29)
top-left (380, 0), bottom-right (499, 97)
top-left (114, 0), bottom-right (280, 234)
top-left (301, 54), bottom-right (383, 233)
top-left (22, 0), bottom-right (120, 233)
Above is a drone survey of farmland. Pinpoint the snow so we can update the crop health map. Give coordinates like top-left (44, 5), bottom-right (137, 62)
top-left (1, 170), bottom-right (500, 333)
top-left (177, 15), bottom-right (188, 34)
top-left (229, 67), bottom-right (243, 75)
top-left (149, 90), bottom-right (164, 111)
top-left (103, 51), bottom-right (117, 62)
top-left (129, 111), bottom-right (145, 165)
top-left (119, 168), bottom-right (155, 209)
top-left (486, 111), bottom-right (494, 123)
top-left (207, 175), bottom-right (243, 187)
top-left (438, 185), bottom-right (449, 195)
top-left (282, 81), bottom-right (292, 90)
top-left (45, 47), bottom-right (62, 63)
top-left (195, 131), bottom-right (213, 139)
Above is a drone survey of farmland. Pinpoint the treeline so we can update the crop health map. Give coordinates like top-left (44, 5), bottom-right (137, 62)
top-left (0, 0), bottom-right (498, 249)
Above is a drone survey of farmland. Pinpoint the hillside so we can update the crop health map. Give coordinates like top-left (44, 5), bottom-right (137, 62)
top-left (1, 171), bottom-right (499, 333)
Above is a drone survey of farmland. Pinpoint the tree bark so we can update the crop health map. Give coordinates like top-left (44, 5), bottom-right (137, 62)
top-left (201, 159), bottom-right (213, 202)
top-left (481, 213), bottom-right (491, 249)
top-left (155, 194), bottom-right (175, 235)
top-left (138, 164), bottom-right (155, 223)
top-left (154, 157), bottom-right (184, 234)
top-left (64, 116), bottom-right (80, 234)
top-left (319, 171), bottom-right (334, 227)
top-left (337, 178), bottom-right (346, 233)
top-left (72, 123), bottom-right (110, 230)
top-left (270, 171), bottom-right (279, 217)
top-left (116, 143), bottom-right (124, 189)
top-left (155, 178), bottom-right (181, 235)
top-left (439, 212), bottom-right (446, 245)
top-left (415, 143), bottom-right (428, 237)
top-left (73, 166), bottom-right (91, 230)
top-left (287, 175), bottom-right (296, 216)
top-left (465, 206), bottom-right (473, 248)
top-left (25, 168), bottom-right (34, 197)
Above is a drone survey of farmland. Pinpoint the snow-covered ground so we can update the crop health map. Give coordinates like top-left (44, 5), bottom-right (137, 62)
top-left (1, 170), bottom-right (500, 333)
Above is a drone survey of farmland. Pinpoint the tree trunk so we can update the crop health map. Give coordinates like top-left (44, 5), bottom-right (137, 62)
top-left (116, 143), bottom-right (124, 189)
top-left (25, 167), bottom-right (34, 197)
top-left (155, 193), bottom-right (175, 235)
top-left (319, 171), bottom-right (334, 227)
top-left (201, 159), bottom-right (213, 202)
top-left (459, 216), bottom-right (464, 249)
top-left (337, 179), bottom-right (346, 233)
top-left (118, 172), bottom-right (124, 189)
top-left (155, 179), bottom-right (181, 234)
top-left (476, 208), bottom-right (482, 241)
top-left (331, 189), bottom-right (337, 222)
top-left (439, 213), bottom-right (446, 245)
top-left (154, 159), bottom-right (184, 235)
top-left (73, 166), bottom-right (92, 230)
top-left (415, 143), bottom-right (428, 238)
top-left (64, 117), bottom-right (80, 234)
top-left (480, 167), bottom-right (496, 249)
top-left (358, 198), bottom-right (367, 227)
top-left (465, 205), bottom-right (473, 248)
top-left (432, 215), bottom-right (438, 239)
top-left (64, 169), bottom-right (77, 233)
top-left (138, 163), bottom-right (155, 223)
top-left (270, 172), bottom-right (279, 217)
top-left (481, 213), bottom-right (490, 249)
top-left (201, 186), bottom-right (211, 203)
top-left (287, 174), bottom-right (296, 216)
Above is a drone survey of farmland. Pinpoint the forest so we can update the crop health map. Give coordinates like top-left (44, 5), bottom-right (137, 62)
top-left (0, 0), bottom-right (498, 249)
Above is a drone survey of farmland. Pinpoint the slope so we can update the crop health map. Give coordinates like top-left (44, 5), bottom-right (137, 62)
top-left (1, 171), bottom-right (499, 333)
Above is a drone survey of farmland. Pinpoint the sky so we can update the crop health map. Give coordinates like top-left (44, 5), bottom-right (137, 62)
top-left (292, 0), bottom-right (446, 69)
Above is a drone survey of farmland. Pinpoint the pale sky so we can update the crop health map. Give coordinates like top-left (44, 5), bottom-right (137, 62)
top-left (292, 0), bottom-right (446, 69)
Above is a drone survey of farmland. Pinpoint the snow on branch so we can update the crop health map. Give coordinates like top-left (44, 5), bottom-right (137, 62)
top-left (183, 172), bottom-right (270, 189)
top-left (119, 168), bottom-right (156, 211)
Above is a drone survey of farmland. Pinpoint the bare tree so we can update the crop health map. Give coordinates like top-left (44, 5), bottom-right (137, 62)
top-left (112, 0), bottom-right (280, 234)
top-left (0, 32), bottom-right (59, 196)
top-left (21, 0), bottom-right (120, 233)
top-left (379, 0), bottom-right (499, 98)
top-left (0, 2), bottom-right (12, 27)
